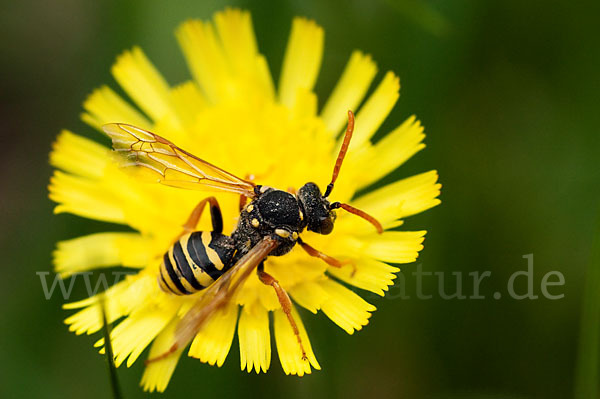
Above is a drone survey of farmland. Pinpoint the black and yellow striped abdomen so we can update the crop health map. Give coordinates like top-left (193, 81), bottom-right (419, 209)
top-left (159, 231), bottom-right (236, 295)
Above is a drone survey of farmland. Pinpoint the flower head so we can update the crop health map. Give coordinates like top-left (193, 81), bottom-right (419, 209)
top-left (49, 8), bottom-right (440, 392)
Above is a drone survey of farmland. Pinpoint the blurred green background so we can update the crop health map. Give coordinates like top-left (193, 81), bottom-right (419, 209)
top-left (1, 0), bottom-right (599, 398)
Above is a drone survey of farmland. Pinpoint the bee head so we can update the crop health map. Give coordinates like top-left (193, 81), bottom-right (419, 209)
top-left (296, 111), bottom-right (382, 236)
top-left (297, 182), bottom-right (336, 235)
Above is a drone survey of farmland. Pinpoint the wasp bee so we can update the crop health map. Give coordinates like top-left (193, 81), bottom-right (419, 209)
top-left (103, 111), bottom-right (382, 362)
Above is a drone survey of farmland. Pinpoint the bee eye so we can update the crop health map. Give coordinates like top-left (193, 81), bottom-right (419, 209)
top-left (319, 217), bottom-right (334, 235)
top-left (298, 182), bottom-right (336, 235)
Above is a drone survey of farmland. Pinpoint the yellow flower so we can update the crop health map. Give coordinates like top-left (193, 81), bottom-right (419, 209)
top-left (49, 8), bottom-right (440, 392)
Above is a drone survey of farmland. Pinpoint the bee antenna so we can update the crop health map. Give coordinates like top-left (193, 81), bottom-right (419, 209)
top-left (324, 110), bottom-right (355, 198)
top-left (330, 202), bottom-right (383, 234)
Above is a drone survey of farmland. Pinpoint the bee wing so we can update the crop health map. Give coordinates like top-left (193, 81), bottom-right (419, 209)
top-left (103, 123), bottom-right (256, 197)
top-left (146, 236), bottom-right (279, 364)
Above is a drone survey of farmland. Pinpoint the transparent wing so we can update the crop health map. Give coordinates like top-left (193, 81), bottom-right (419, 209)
top-left (103, 123), bottom-right (256, 197)
top-left (146, 236), bottom-right (279, 364)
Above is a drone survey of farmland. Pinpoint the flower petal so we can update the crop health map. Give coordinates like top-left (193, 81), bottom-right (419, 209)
top-left (141, 319), bottom-right (185, 393)
top-left (50, 130), bottom-right (109, 178)
top-left (213, 8), bottom-right (274, 98)
top-left (176, 19), bottom-right (229, 103)
top-left (50, 156), bottom-right (186, 234)
top-left (351, 71), bottom-right (400, 147)
top-left (289, 279), bottom-right (329, 314)
top-left (238, 304), bottom-right (271, 373)
top-left (214, 9), bottom-right (258, 71)
top-left (274, 305), bottom-right (320, 376)
top-left (170, 81), bottom-right (208, 128)
top-left (63, 271), bottom-right (156, 334)
top-left (112, 47), bottom-right (178, 124)
top-left (49, 171), bottom-right (126, 224)
top-left (81, 85), bottom-right (151, 130)
top-left (328, 257), bottom-right (400, 297)
top-left (53, 232), bottom-right (153, 278)
top-left (319, 279), bottom-right (376, 334)
top-left (353, 170), bottom-right (441, 222)
top-left (355, 116), bottom-right (426, 187)
top-left (290, 88), bottom-right (318, 120)
top-left (107, 299), bottom-right (180, 367)
top-left (189, 302), bottom-right (238, 366)
top-left (278, 17), bottom-right (324, 109)
top-left (360, 231), bottom-right (426, 264)
top-left (321, 51), bottom-right (377, 135)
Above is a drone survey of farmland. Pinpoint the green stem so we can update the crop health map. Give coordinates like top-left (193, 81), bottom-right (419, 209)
top-left (101, 297), bottom-right (123, 399)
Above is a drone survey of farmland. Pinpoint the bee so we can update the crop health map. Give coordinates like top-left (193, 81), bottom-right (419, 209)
top-left (103, 111), bottom-right (382, 363)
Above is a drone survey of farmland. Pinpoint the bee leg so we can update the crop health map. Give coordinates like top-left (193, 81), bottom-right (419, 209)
top-left (297, 238), bottom-right (357, 277)
top-left (257, 263), bottom-right (308, 361)
top-left (182, 196), bottom-right (223, 235)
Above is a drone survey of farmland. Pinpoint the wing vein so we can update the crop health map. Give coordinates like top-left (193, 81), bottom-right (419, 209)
top-left (102, 123), bottom-right (256, 197)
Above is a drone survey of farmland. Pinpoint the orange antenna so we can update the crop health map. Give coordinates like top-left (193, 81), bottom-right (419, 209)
top-left (330, 202), bottom-right (383, 234)
top-left (323, 110), bottom-right (383, 234)
top-left (324, 110), bottom-right (355, 198)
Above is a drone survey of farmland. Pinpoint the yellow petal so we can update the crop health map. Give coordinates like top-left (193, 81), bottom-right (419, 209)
top-left (290, 88), bottom-right (318, 121)
top-left (351, 71), bottom-right (400, 147)
top-left (50, 157), bottom-right (186, 235)
top-left (255, 54), bottom-right (276, 101)
top-left (108, 300), bottom-right (180, 367)
top-left (274, 305), bottom-right (320, 376)
top-left (112, 47), bottom-right (178, 125)
top-left (64, 303), bottom-right (106, 336)
top-left (319, 279), bottom-right (376, 334)
top-left (63, 271), bottom-right (156, 334)
top-left (215, 9), bottom-right (257, 66)
top-left (189, 302), bottom-right (238, 366)
top-left (170, 81), bottom-right (208, 129)
top-left (321, 51), bottom-right (377, 135)
top-left (278, 17), bottom-right (324, 109)
top-left (356, 116), bottom-right (426, 187)
top-left (49, 171), bottom-right (126, 224)
top-left (214, 8), bottom-right (273, 97)
top-left (353, 170), bottom-right (441, 222)
top-left (53, 232), bottom-right (153, 278)
top-left (50, 130), bottom-right (109, 179)
top-left (141, 319), bottom-right (185, 393)
top-left (360, 231), bottom-right (426, 264)
top-left (176, 19), bottom-right (229, 103)
top-left (81, 85), bottom-right (151, 130)
top-left (238, 304), bottom-right (271, 373)
top-left (289, 279), bottom-right (329, 314)
top-left (328, 257), bottom-right (400, 297)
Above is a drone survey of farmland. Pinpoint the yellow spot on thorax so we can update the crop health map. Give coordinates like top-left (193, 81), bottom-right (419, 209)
top-left (275, 229), bottom-right (290, 238)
